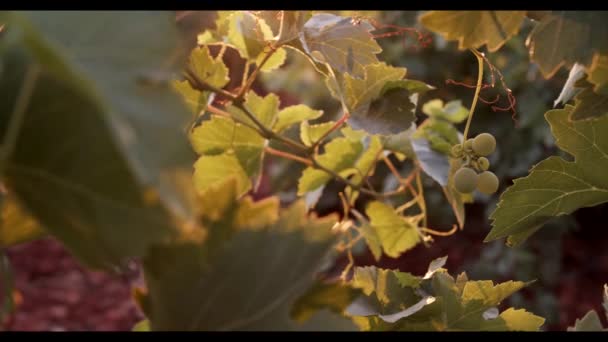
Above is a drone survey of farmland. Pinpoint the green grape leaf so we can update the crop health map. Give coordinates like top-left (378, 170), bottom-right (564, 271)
top-left (300, 121), bottom-right (336, 147)
top-left (382, 124), bottom-right (416, 159)
top-left (141, 196), bottom-right (347, 331)
top-left (479, 308), bottom-right (547, 331)
top-left (344, 260), bottom-right (544, 331)
top-left (0, 193), bottom-right (46, 247)
top-left (228, 91), bottom-right (280, 128)
top-left (256, 11), bottom-right (312, 44)
top-left (345, 135), bottom-right (384, 203)
top-left (274, 105), bottom-right (324, 133)
top-left (419, 11), bottom-right (526, 52)
top-left (411, 136), bottom-right (450, 186)
top-left (570, 87), bottom-right (608, 121)
top-left (291, 281), bottom-right (360, 323)
top-left (567, 310), bottom-right (605, 331)
top-left (172, 80), bottom-right (208, 117)
top-left (193, 154), bottom-right (251, 197)
top-left (187, 45), bottom-right (230, 89)
top-left (0, 11), bottom-right (195, 268)
top-left (487, 105), bottom-right (608, 244)
top-left (172, 45), bottom-right (229, 116)
top-left (422, 99), bottom-right (469, 124)
top-left (415, 119), bottom-right (460, 155)
top-left (227, 11), bottom-right (273, 60)
top-left (342, 63), bottom-right (417, 135)
top-left (297, 137), bottom-right (363, 195)
top-left (256, 47), bottom-right (287, 72)
top-left (359, 223), bottom-right (383, 261)
top-left (462, 280), bottom-right (529, 306)
top-left (365, 201), bottom-right (421, 258)
top-left (189, 115), bottom-right (265, 178)
top-left (526, 12), bottom-right (608, 78)
top-left (300, 13), bottom-right (382, 77)
top-left (588, 54), bottom-right (608, 95)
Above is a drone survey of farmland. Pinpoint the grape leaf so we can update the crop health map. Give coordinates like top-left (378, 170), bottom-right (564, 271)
top-left (422, 99), bottom-right (469, 124)
top-left (588, 54), bottom-right (608, 95)
top-left (256, 47), bottom-right (287, 72)
top-left (567, 311), bottom-right (605, 331)
top-left (297, 136), bottom-right (363, 195)
top-left (228, 91), bottom-right (280, 128)
top-left (256, 11), bottom-right (312, 44)
top-left (290, 281), bottom-right (360, 323)
top-left (345, 259), bottom-right (543, 331)
top-left (0, 192), bottom-right (45, 247)
top-left (193, 154), bottom-right (252, 197)
top-left (141, 193), bottom-right (345, 331)
top-left (411, 138), bottom-right (450, 187)
top-left (486, 105), bottom-right (608, 244)
top-left (365, 201), bottom-right (421, 258)
top-left (419, 11), bottom-right (526, 52)
top-left (0, 11), bottom-right (195, 268)
top-left (569, 87), bottom-right (608, 121)
top-left (227, 11), bottom-right (273, 60)
top-left (382, 124), bottom-right (416, 159)
top-left (300, 121), bottom-right (336, 147)
top-left (342, 63), bottom-right (418, 135)
top-left (300, 13), bottom-right (382, 77)
top-left (172, 80), bottom-right (208, 117)
top-left (526, 12), bottom-right (608, 78)
top-left (274, 104), bottom-right (324, 133)
top-left (190, 115), bottom-right (265, 180)
top-left (171, 45), bottom-right (229, 116)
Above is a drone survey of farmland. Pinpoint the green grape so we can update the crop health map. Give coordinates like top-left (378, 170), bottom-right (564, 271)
top-left (454, 167), bottom-right (478, 194)
top-left (464, 139), bottom-right (474, 152)
top-left (472, 133), bottom-right (496, 156)
top-left (451, 144), bottom-right (464, 157)
top-left (477, 171), bottom-right (499, 194)
top-left (477, 157), bottom-right (490, 171)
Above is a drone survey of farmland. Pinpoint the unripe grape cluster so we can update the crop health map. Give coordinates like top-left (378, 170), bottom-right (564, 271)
top-left (451, 133), bottom-right (499, 195)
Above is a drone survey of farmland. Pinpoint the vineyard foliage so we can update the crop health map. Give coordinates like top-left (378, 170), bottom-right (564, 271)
top-left (0, 10), bottom-right (607, 331)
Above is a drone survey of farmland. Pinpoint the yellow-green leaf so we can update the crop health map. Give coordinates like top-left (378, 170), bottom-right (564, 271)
top-left (193, 154), bottom-right (251, 197)
top-left (256, 47), bottom-right (287, 72)
top-left (0, 194), bottom-right (46, 247)
top-left (274, 104), bottom-right (324, 133)
top-left (419, 11), bottom-right (526, 52)
top-left (588, 54), bottom-right (608, 95)
top-left (365, 201), bottom-right (421, 258)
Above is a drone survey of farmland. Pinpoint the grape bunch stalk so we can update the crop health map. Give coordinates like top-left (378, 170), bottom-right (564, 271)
top-left (451, 132), bottom-right (499, 195)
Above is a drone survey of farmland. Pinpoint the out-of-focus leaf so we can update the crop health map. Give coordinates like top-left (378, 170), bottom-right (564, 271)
top-left (526, 12), bottom-right (608, 78)
top-left (0, 11), bottom-right (195, 268)
top-left (0, 192), bottom-right (45, 247)
top-left (132, 320), bottom-right (150, 331)
top-left (411, 138), bottom-right (450, 187)
top-left (569, 87), bottom-right (608, 121)
top-left (419, 11), bottom-right (526, 52)
top-left (487, 105), bottom-right (608, 244)
top-left (291, 281), bottom-right (360, 323)
top-left (422, 99), bottom-right (469, 124)
top-left (588, 54), bottom-right (608, 95)
top-left (567, 310), bottom-right (605, 331)
top-left (142, 195), bottom-right (345, 331)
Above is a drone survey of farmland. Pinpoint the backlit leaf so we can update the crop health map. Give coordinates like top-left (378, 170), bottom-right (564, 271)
top-left (419, 11), bottom-right (526, 52)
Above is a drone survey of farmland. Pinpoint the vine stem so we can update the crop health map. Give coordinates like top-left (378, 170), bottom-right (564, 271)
top-left (461, 48), bottom-right (485, 143)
